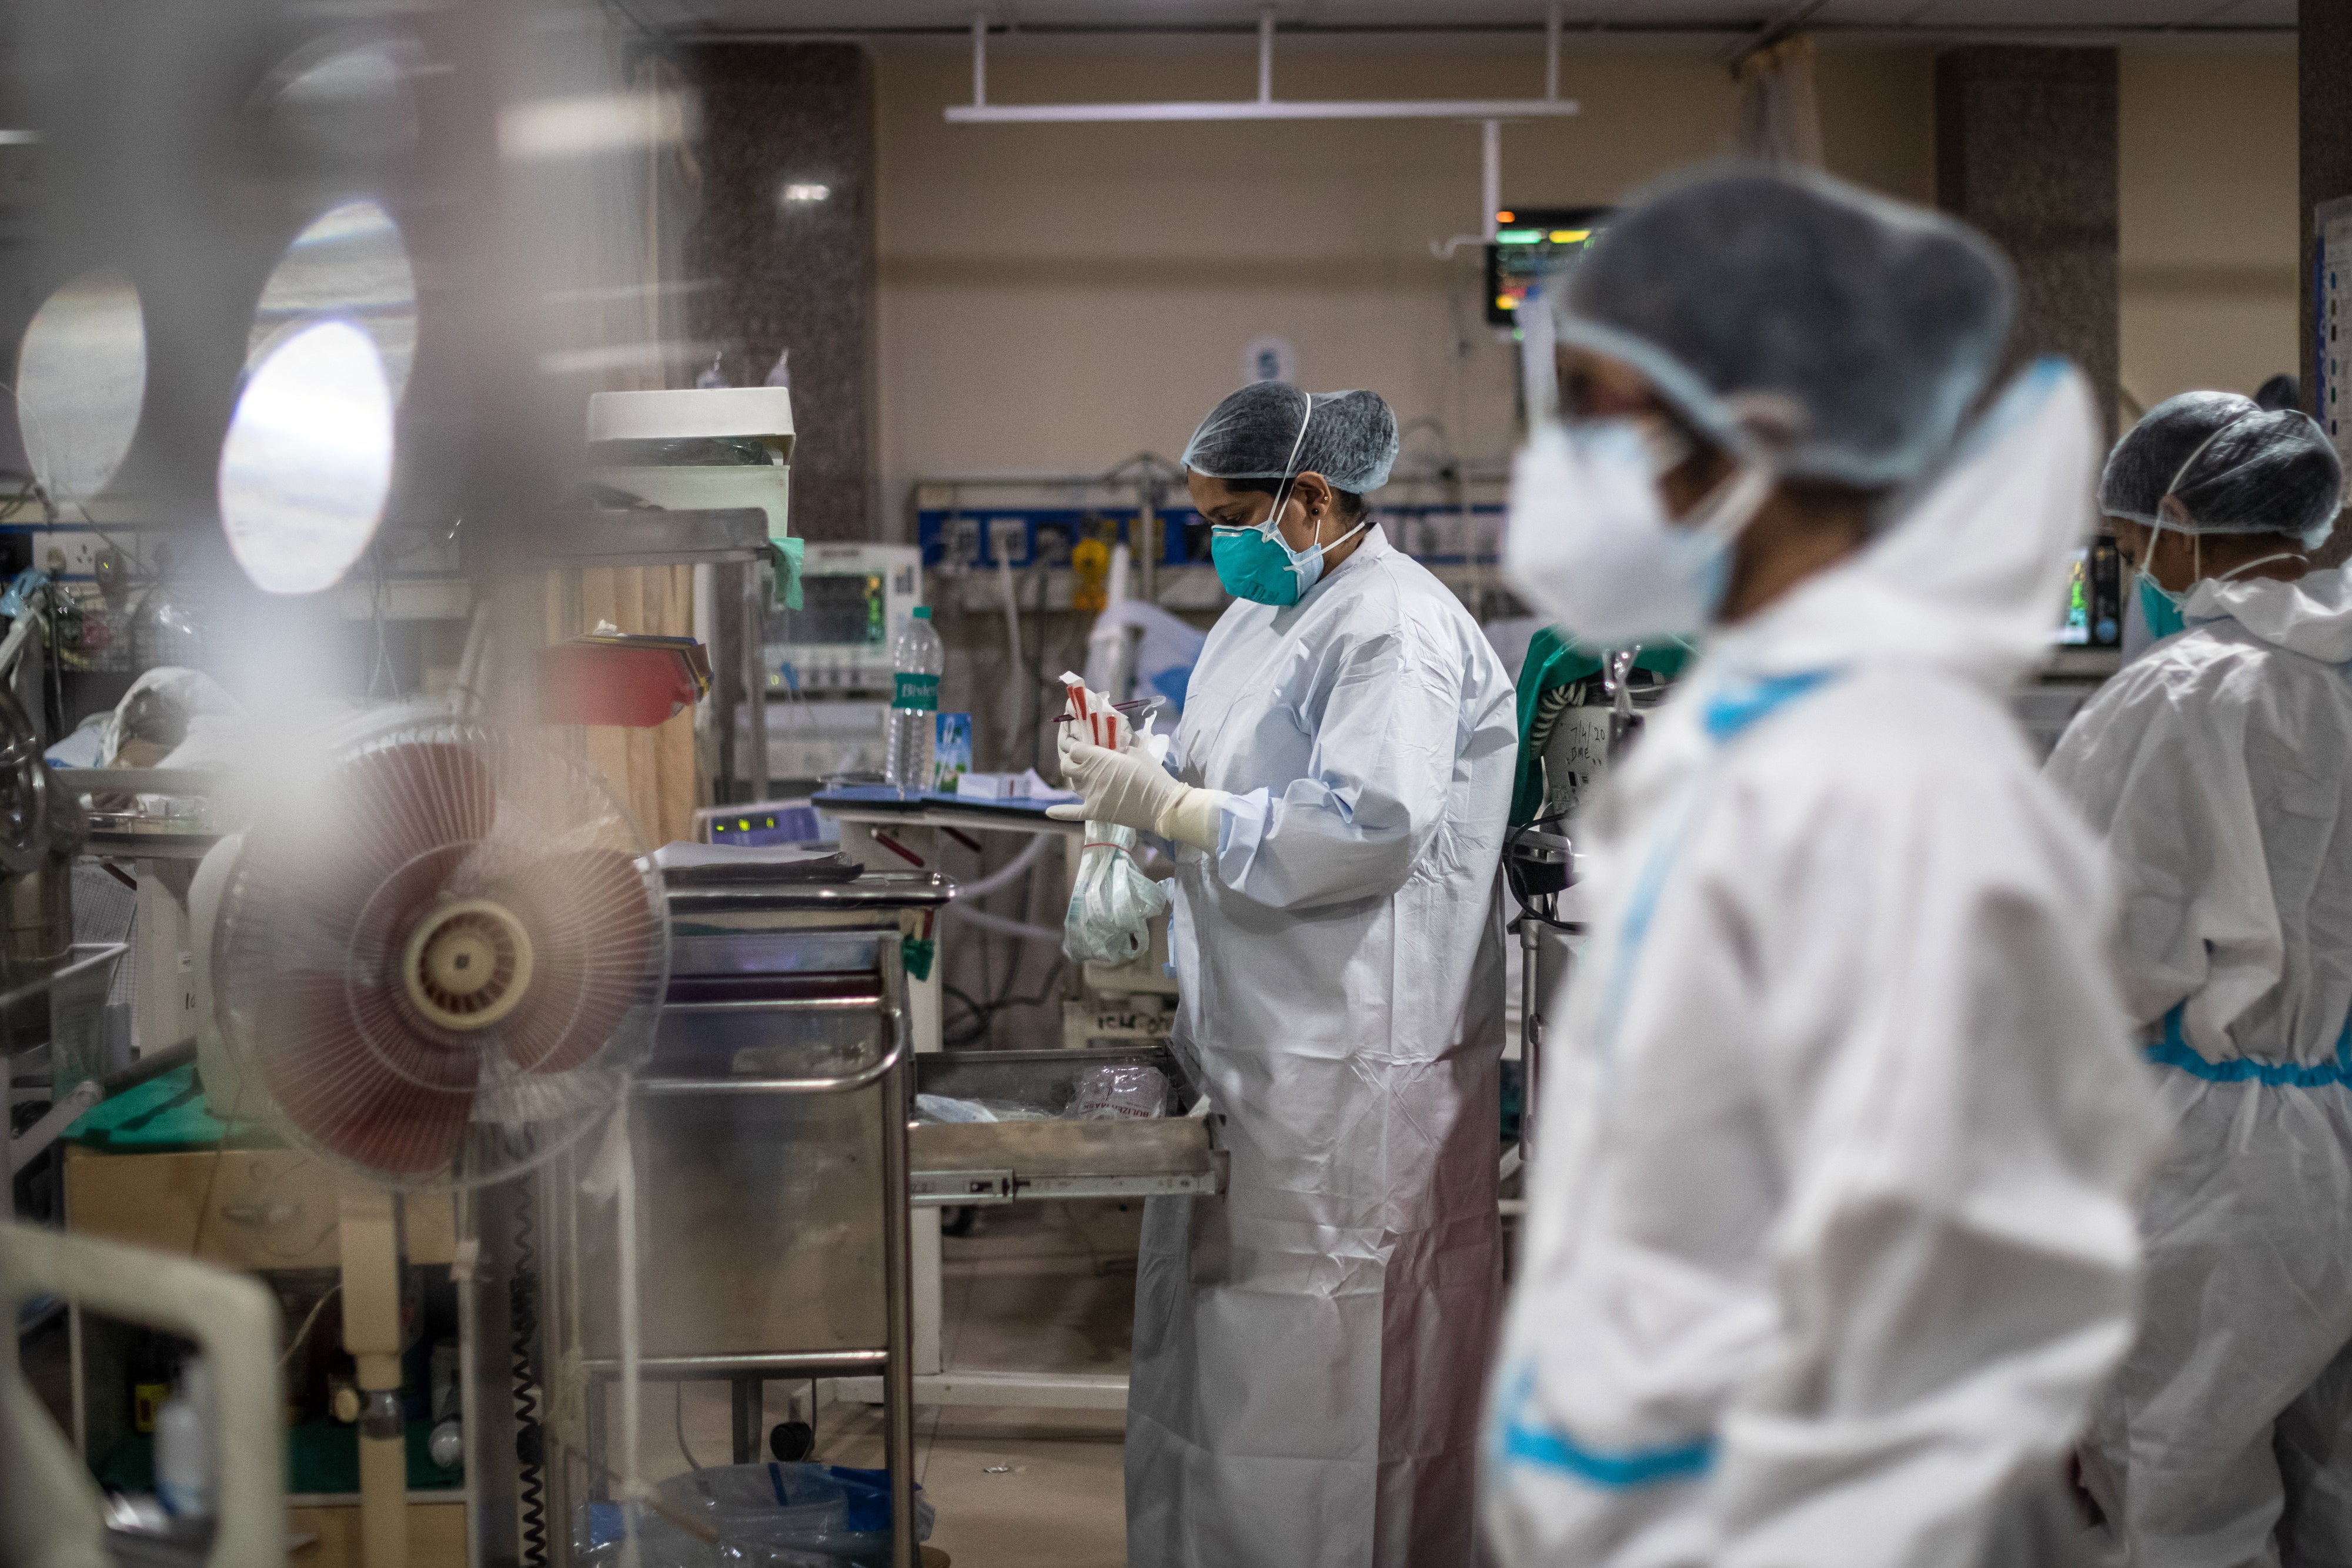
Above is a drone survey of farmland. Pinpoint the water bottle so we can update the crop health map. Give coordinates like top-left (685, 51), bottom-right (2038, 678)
top-left (884, 606), bottom-right (944, 795)
top-left (156, 1356), bottom-right (216, 1519)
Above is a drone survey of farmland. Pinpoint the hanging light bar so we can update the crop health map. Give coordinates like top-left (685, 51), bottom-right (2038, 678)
top-left (945, 7), bottom-right (1579, 126)
top-left (947, 98), bottom-right (1578, 123)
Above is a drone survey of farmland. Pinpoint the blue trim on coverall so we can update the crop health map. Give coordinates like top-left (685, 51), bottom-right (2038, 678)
top-left (2146, 1001), bottom-right (2352, 1087)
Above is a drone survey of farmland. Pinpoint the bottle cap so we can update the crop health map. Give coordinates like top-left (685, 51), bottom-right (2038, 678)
top-left (911, 606), bottom-right (931, 620)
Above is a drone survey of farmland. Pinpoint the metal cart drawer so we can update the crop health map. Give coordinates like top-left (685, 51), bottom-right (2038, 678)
top-left (908, 1118), bottom-right (1224, 1205)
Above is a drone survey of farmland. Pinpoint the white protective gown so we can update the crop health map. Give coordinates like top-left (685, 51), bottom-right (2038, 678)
top-left (2047, 567), bottom-right (2352, 1567)
top-left (1127, 523), bottom-right (1519, 1568)
top-left (1483, 361), bottom-right (2166, 1568)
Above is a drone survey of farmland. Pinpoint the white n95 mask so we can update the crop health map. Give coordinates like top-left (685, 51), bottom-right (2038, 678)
top-left (1504, 420), bottom-right (1775, 644)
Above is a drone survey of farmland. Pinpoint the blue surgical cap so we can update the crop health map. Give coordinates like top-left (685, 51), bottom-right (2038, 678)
top-left (2100, 391), bottom-right (2344, 549)
top-left (1181, 383), bottom-right (1399, 494)
top-left (1555, 162), bottom-right (2015, 491)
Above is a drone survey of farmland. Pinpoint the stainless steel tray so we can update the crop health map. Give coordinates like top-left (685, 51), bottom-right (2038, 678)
top-left (545, 505), bottom-right (773, 566)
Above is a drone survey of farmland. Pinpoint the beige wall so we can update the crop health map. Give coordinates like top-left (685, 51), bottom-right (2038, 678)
top-left (2118, 48), bottom-right (2301, 420)
top-left (873, 36), bottom-right (2296, 534)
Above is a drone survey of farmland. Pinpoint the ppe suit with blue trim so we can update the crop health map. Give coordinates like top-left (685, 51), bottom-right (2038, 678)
top-left (1483, 357), bottom-right (2166, 1564)
top-left (2046, 529), bottom-right (2352, 1554)
top-left (1124, 519), bottom-right (1519, 1568)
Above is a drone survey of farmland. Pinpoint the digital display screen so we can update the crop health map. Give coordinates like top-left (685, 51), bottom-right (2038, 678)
top-left (2055, 547), bottom-right (2094, 645)
top-left (768, 573), bottom-right (885, 647)
top-left (1485, 206), bottom-right (1611, 327)
top-left (2051, 539), bottom-right (2123, 648)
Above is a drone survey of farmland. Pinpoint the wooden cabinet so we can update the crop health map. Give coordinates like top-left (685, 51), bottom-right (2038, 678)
top-left (61, 1145), bottom-right (454, 1268)
top-left (288, 1499), bottom-right (469, 1566)
top-left (61, 1146), bottom-right (468, 1563)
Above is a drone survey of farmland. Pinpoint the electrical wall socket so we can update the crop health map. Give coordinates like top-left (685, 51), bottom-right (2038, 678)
top-left (985, 518), bottom-right (1030, 566)
top-left (31, 530), bottom-right (103, 577)
top-left (945, 517), bottom-right (984, 567)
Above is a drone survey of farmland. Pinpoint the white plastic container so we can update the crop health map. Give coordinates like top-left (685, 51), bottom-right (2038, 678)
top-left (155, 1356), bottom-right (216, 1519)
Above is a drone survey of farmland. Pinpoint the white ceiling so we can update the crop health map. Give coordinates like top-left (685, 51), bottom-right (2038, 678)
top-left (627, 0), bottom-right (2294, 36)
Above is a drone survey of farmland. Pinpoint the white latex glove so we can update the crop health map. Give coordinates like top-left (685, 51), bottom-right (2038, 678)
top-left (1048, 734), bottom-right (1225, 851)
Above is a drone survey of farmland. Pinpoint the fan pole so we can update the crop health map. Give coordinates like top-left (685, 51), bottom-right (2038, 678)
top-left (340, 1188), bottom-right (409, 1568)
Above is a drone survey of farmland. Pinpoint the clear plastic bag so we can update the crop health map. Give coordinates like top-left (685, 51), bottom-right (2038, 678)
top-left (1063, 823), bottom-right (1169, 964)
top-left (913, 1094), bottom-right (1051, 1124)
top-left (1071, 1063), bottom-right (1169, 1121)
top-left (575, 1462), bottom-right (932, 1567)
top-left (1057, 673), bottom-right (1174, 965)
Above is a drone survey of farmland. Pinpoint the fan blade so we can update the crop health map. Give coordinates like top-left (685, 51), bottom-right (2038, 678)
top-left (351, 841), bottom-right (474, 965)
top-left (493, 848), bottom-right (659, 1074)
top-left (251, 969), bottom-right (477, 1177)
top-left (338, 741), bottom-right (497, 890)
top-left (262, 840), bottom-right (472, 979)
top-left (264, 742), bottom-right (495, 964)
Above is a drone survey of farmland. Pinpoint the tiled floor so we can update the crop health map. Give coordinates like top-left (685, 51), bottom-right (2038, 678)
top-left (639, 1198), bottom-right (1143, 1567)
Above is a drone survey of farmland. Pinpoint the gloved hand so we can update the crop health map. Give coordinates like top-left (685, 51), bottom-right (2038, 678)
top-left (1048, 733), bottom-right (1226, 851)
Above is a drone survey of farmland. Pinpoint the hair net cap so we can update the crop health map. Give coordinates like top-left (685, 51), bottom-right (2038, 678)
top-left (2100, 390), bottom-right (2345, 549)
top-left (1182, 383), bottom-right (1400, 494)
top-left (1555, 161), bottom-right (2015, 490)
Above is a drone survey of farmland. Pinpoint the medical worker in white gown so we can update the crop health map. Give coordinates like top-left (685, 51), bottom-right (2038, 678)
top-left (1051, 382), bottom-right (1518, 1567)
top-left (2045, 393), bottom-right (2352, 1566)
top-left (1482, 163), bottom-right (2166, 1568)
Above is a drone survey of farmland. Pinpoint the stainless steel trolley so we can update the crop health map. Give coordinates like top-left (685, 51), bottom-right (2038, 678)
top-left (529, 867), bottom-right (950, 1568)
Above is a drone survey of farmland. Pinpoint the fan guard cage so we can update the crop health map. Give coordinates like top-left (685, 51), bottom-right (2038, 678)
top-left (211, 720), bottom-right (670, 1189)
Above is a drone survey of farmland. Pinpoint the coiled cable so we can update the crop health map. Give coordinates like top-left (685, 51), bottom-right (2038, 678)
top-left (509, 1193), bottom-right (548, 1567)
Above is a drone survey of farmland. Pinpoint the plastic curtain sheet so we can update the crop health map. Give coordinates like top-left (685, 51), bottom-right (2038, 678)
top-left (1729, 35), bottom-right (1825, 170)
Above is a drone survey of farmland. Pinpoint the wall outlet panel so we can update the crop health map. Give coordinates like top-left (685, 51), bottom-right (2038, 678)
top-left (31, 529), bottom-right (103, 577)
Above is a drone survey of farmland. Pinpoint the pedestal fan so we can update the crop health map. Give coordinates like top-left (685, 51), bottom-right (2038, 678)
top-left (192, 716), bottom-right (669, 1568)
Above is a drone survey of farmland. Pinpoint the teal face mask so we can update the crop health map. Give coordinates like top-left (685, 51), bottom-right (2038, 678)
top-left (1211, 513), bottom-right (1369, 606)
top-left (2136, 572), bottom-right (2187, 642)
top-left (2133, 508), bottom-right (2200, 643)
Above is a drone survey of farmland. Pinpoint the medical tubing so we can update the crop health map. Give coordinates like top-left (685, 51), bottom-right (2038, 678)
top-left (1000, 550), bottom-right (1025, 771)
top-left (510, 1194), bottom-right (548, 1567)
top-left (954, 831), bottom-right (1051, 902)
top-left (944, 902), bottom-right (1063, 943)
top-left (1032, 549), bottom-right (1057, 774)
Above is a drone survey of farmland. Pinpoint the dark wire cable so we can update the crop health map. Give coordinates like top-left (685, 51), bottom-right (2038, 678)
top-left (510, 1193), bottom-right (549, 1567)
top-left (674, 1382), bottom-right (704, 1473)
top-left (1504, 805), bottom-right (1581, 932)
top-left (941, 960), bottom-right (1067, 1048)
